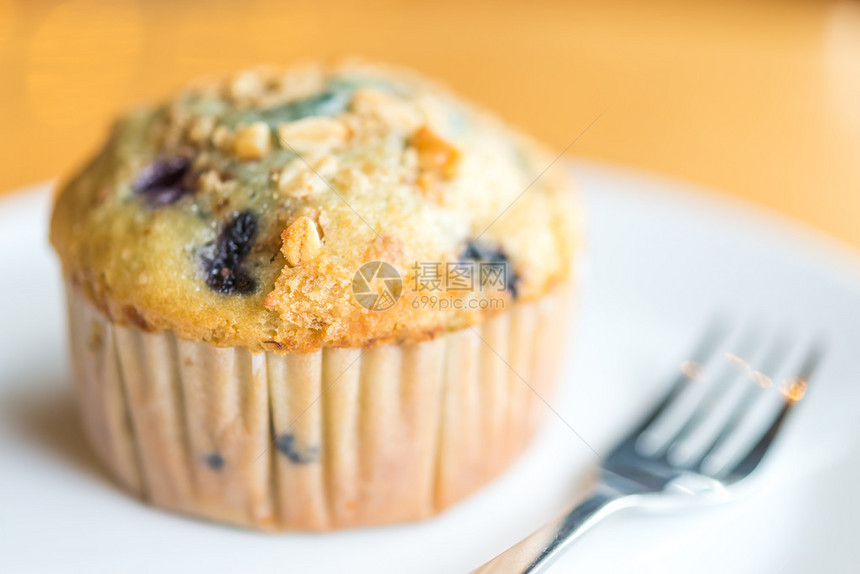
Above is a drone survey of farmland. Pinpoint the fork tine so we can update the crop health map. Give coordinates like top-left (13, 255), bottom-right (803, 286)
top-left (660, 325), bottom-right (763, 459)
top-left (626, 318), bottom-right (728, 440)
top-left (689, 335), bottom-right (791, 472)
top-left (723, 342), bottom-right (824, 482)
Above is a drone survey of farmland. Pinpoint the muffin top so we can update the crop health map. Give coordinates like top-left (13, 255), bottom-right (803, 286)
top-left (50, 61), bottom-right (579, 352)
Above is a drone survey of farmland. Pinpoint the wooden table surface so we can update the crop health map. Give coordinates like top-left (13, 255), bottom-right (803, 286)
top-left (1, 0), bottom-right (858, 250)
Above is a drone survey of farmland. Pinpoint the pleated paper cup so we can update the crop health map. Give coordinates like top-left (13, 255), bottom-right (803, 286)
top-left (64, 281), bottom-right (573, 531)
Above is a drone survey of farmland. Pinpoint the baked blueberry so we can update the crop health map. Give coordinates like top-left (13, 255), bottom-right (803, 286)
top-left (275, 433), bottom-right (319, 464)
top-left (202, 210), bottom-right (258, 295)
top-left (204, 452), bottom-right (225, 471)
top-left (133, 157), bottom-right (193, 207)
top-left (461, 239), bottom-right (520, 298)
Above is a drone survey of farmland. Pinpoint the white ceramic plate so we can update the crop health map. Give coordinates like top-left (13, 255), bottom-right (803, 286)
top-left (2, 162), bottom-right (859, 573)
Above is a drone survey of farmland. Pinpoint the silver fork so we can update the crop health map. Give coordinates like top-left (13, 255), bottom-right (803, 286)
top-left (474, 323), bottom-right (823, 573)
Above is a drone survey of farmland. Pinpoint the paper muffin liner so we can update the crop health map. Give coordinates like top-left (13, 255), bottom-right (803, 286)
top-left (64, 281), bottom-right (573, 531)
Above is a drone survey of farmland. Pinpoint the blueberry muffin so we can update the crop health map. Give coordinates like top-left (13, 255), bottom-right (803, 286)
top-left (50, 61), bottom-right (580, 530)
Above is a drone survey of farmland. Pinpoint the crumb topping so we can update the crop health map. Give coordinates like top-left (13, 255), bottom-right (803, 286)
top-left (50, 61), bottom-right (580, 352)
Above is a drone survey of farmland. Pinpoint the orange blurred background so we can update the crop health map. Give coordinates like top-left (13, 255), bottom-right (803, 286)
top-left (1, 0), bottom-right (859, 248)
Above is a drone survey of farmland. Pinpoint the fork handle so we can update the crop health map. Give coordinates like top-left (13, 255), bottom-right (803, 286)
top-left (472, 488), bottom-right (631, 573)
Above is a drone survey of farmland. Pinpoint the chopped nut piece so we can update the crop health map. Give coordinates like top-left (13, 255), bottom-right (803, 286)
top-left (283, 216), bottom-right (322, 266)
top-left (331, 167), bottom-right (372, 197)
top-left (274, 160), bottom-right (303, 196)
top-left (297, 206), bottom-right (322, 228)
top-left (211, 125), bottom-right (234, 152)
top-left (277, 117), bottom-right (350, 154)
top-left (228, 71), bottom-right (263, 103)
top-left (268, 65), bottom-right (326, 103)
top-left (233, 122), bottom-right (272, 160)
top-left (276, 155), bottom-right (336, 198)
top-left (411, 126), bottom-right (460, 178)
top-left (198, 169), bottom-right (224, 194)
top-left (350, 88), bottom-right (423, 131)
top-left (187, 116), bottom-right (215, 145)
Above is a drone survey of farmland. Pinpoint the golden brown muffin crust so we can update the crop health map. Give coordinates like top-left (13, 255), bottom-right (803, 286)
top-left (50, 61), bottom-right (580, 352)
